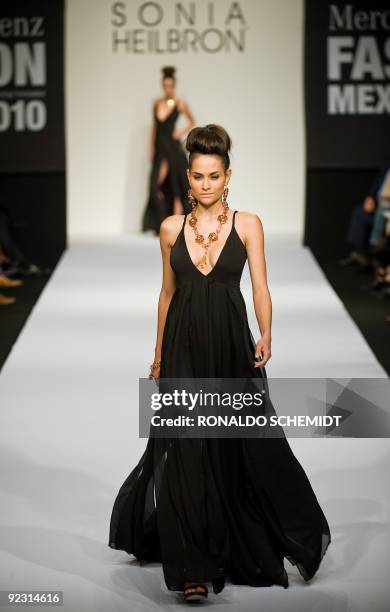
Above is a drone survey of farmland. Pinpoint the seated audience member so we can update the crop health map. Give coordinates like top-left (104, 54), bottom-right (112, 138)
top-left (340, 163), bottom-right (390, 268)
top-left (0, 204), bottom-right (49, 278)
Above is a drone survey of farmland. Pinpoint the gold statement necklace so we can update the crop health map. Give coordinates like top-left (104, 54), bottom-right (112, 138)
top-left (189, 201), bottom-right (230, 269)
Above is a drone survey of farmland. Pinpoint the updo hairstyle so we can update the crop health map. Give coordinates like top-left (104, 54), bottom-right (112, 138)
top-left (185, 124), bottom-right (232, 172)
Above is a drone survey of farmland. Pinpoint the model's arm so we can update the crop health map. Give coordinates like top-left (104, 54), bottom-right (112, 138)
top-left (149, 100), bottom-right (157, 161)
top-left (173, 100), bottom-right (195, 141)
top-left (244, 213), bottom-right (272, 367)
top-left (150, 216), bottom-right (178, 379)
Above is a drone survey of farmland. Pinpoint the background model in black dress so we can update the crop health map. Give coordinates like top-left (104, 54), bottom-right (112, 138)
top-left (109, 210), bottom-right (331, 595)
top-left (142, 103), bottom-right (191, 235)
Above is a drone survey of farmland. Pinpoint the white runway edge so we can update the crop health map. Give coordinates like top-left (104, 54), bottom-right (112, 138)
top-left (0, 233), bottom-right (389, 612)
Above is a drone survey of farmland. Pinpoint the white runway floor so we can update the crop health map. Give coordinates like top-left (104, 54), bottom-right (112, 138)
top-left (0, 233), bottom-right (389, 612)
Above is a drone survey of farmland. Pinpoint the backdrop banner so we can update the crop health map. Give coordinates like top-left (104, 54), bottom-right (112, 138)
top-left (0, 0), bottom-right (65, 173)
top-left (305, 0), bottom-right (390, 168)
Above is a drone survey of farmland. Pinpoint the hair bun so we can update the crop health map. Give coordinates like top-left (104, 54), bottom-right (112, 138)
top-left (162, 65), bottom-right (176, 78)
top-left (185, 124), bottom-right (232, 170)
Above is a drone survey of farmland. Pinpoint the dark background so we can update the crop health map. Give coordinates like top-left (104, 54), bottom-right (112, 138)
top-left (304, 0), bottom-right (390, 256)
top-left (0, 0), bottom-right (66, 268)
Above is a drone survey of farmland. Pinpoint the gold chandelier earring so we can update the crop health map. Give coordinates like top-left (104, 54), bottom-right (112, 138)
top-left (222, 185), bottom-right (229, 209)
top-left (187, 188), bottom-right (197, 209)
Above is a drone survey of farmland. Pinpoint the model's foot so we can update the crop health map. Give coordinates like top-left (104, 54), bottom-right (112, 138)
top-left (183, 581), bottom-right (208, 603)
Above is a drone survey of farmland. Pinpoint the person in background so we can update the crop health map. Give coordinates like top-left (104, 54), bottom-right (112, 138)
top-left (0, 204), bottom-right (50, 279)
top-left (142, 66), bottom-right (195, 235)
top-left (339, 163), bottom-right (390, 268)
top-left (339, 164), bottom-right (390, 325)
top-left (0, 242), bottom-right (22, 305)
top-left (0, 204), bottom-right (51, 305)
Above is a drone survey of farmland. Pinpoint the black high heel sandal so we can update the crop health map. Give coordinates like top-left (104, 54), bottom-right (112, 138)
top-left (183, 582), bottom-right (208, 603)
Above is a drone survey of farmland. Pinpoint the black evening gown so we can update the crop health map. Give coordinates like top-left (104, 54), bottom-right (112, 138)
top-left (142, 103), bottom-right (190, 234)
top-left (109, 210), bottom-right (331, 594)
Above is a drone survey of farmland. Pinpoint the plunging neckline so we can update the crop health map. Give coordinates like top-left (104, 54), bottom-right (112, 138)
top-left (183, 211), bottom-right (236, 278)
top-left (155, 102), bottom-right (177, 122)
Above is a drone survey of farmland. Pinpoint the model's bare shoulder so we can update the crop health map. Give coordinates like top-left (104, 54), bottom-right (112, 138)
top-left (160, 214), bottom-right (185, 247)
top-left (237, 210), bottom-right (263, 224)
top-left (236, 211), bottom-right (263, 240)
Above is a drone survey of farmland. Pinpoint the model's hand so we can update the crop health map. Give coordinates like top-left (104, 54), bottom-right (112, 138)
top-left (149, 368), bottom-right (160, 382)
top-left (253, 337), bottom-right (271, 367)
top-left (172, 131), bottom-right (181, 141)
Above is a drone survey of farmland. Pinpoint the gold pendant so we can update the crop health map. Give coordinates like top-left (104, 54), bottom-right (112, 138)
top-left (198, 254), bottom-right (208, 269)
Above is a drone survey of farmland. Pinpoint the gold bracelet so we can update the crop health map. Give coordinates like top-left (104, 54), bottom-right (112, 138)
top-left (150, 359), bottom-right (161, 371)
